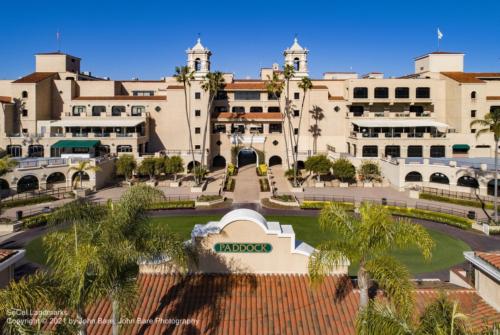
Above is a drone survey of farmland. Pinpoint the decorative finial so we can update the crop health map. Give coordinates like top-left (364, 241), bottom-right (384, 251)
top-left (197, 33), bottom-right (201, 44)
top-left (294, 33), bottom-right (298, 43)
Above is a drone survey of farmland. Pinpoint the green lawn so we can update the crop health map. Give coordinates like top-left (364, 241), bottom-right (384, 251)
top-left (25, 215), bottom-right (470, 275)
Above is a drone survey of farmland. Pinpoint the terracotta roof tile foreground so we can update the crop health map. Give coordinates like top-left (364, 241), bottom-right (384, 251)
top-left (441, 72), bottom-right (500, 84)
top-left (0, 96), bottom-right (12, 104)
top-left (0, 249), bottom-right (15, 263)
top-left (41, 274), bottom-right (499, 335)
top-left (73, 96), bottom-right (166, 101)
top-left (214, 112), bottom-right (282, 120)
top-left (13, 72), bottom-right (58, 83)
top-left (476, 251), bottom-right (500, 270)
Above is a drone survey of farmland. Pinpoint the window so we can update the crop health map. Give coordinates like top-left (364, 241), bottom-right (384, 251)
top-left (194, 58), bottom-right (201, 71)
top-left (111, 106), bottom-right (125, 116)
top-left (362, 145), bottom-right (378, 157)
top-left (374, 87), bottom-right (388, 99)
top-left (385, 145), bottom-right (400, 158)
top-left (195, 110), bottom-right (201, 117)
top-left (132, 91), bottom-right (154, 96)
top-left (117, 145), bottom-right (132, 153)
top-left (73, 106), bottom-right (86, 116)
top-left (273, 140), bottom-right (279, 146)
top-left (293, 110), bottom-right (300, 117)
top-left (127, 105), bottom-right (143, 116)
top-left (353, 87), bottom-right (368, 98)
top-left (410, 105), bottom-right (424, 116)
top-left (407, 145), bottom-right (423, 157)
top-left (195, 145), bottom-right (201, 150)
top-left (22, 91), bottom-right (28, 98)
top-left (294, 128), bottom-right (298, 135)
top-left (250, 106), bottom-right (263, 113)
top-left (214, 106), bottom-right (227, 113)
top-left (6, 145), bottom-right (22, 157)
top-left (269, 123), bottom-right (282, 133)
top-left (430, 172), bottom-right (449, 184)
top-left (268, 107), bottom-right (280, 113)
top-left (215, 91), bottom-right (227, 100)
top-left (350, 105), bottom-right (364, 116)
top-left (430, 145), bottom-right (445, 158)
top-left (471, 91), bottom-right (477, 99)
top-left (195, 92), bottom-right (201, 99)
top-left (395, 87), bottom-right (409, 98)
top-left (22, 128), bottom-right (28, 134)
top-left (195, 127), bottom-right (201, 134)
top-left (28, 145), bottom-right (44, 158)
top-left (294, 58), bottom-right (300, 71)
top-left (234, 91), bottom-right (260, 100)
top-left (471, 129), bottom-right (476, 133)
top-left (22, 109), bottom-right (28, 117)
top-left (92, 106), bottom-right (105, 116)
top-left (268, 92), bottom-right (280, 100)
top-left (416, 87), bottom-right (430, 98)
top-left (405, 171), bottom-right (422, 182)
top-left (471, 110), bottom-right (477, 118)
top-left (232, 106), bottom-right (245, 114)
top-left (294, 92), bottom-right (300, 100)
top-left (212, 124), bottom-right (226, 133)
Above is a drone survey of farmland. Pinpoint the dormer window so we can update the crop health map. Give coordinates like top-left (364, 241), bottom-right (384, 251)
top-left (194, 58), bottom-right (201, 71)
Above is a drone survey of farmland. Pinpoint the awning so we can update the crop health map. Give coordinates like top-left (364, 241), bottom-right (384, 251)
top-left (453, 144), bottom-right (470, 150)
top-left (50, 118), bottom-right (144, 128)
top-left (352, 119), bottom-right (449, 132)
top-left (52, 140), bottom-right (100, 149)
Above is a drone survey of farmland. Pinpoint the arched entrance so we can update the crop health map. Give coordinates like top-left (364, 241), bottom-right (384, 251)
top-left (187, 160), bottom-right (201, 172)
top-left (487, 179), bottom-right (500, 196)
top-left (212, 155), bottom-right (226, 169)
top-left (297, 160), bottom-right (305, 170)
top-left (46, 172), bottom-right (67, 189)
top-left (268, 155), bottom-right (282, 167)
top-left (17, 175), bottom-right (39, 193)
top-left (72, 171), bottom-right (90, 189)
top-left (457, 175), bottom-right (479, 188)
top-left (237, 148), bottom-right (257, 167)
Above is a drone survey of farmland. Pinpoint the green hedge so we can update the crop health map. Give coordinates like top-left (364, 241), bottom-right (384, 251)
top-left (22, 213), bottom-right (51, 229)
top-left (420, 193), bottom-right (493, 210)
top-left (1, 195), bottom-right (57, 209)
top-left (148, 201), bottom-right (195, 210)
top-left (197, 195), bottom-right (223, 202)
top-left (300, 201), bottom-right (355, 211)
top-left (272, 195), bottom-right (296, 202)
top-left (384, 206), bottom-right (473, 229)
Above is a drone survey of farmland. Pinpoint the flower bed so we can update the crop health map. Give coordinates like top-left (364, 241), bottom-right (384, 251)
top-left (148, 201), bottom-right (195, 210)
top-left (1, 195), bottom-right (57, 209)
top-left (195, 195), bottom-right (225, 207)
top-left (300, 201), bottom-right (355, 211)
top-left (419, 193), bottom-right (493, 210)
top-left (224, 177), bottom-right (235, 192)
top-left (385, 206), bottom-right (473, 230)
top-left (259, 178), bottom-right (270, 192)
top-left (269, 195), bottom-right (299, 207)
top-left (22, 213), bottom-right (51, 229)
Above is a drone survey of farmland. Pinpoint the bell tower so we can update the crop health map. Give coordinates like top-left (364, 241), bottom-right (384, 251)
top-left (284, 37), bottom-right (309, 78)
top-left (186, 38), bottom-right (211, 79)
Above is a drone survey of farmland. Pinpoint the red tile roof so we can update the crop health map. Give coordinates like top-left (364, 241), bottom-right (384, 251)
top-left (225, 82), bottom-right (267, 90)
top-left (13, 72), bottom-right (58, 83)
top-left (486, 96), bottom-right (500, 101)
top-left (0, 249), bottom-right (15, 263)
top-left (73, 96), bottom-right (166, 101)
top-left (312, 85), bottom-right (328, 90)
top-left (214, 112), bottom-right (282, 120)
top-left (41, 274), bottom-right (500, 334)
top-left (441, 72), bottom-right (500, 84)
top-left (476, 251), bottom-right (500, 270)
top-left (0, 96), bottom-right (12, 104)
top-left (329, 95), bottom-right (345, 101)
top-left (166, 85), bottom-right (185, 89)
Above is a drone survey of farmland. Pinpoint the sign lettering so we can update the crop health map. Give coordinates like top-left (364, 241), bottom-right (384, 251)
top-left (214, 243), bottom-right (272, 253)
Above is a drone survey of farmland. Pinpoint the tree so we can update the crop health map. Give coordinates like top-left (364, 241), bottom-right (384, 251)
top-left (331, 158), bottom-right (356, 183)
top-left (68, 160), bottom-right (101, 189)
top-left (309, 105), bottom-right (324, 154)
top-left (283, 64), bottom-right (297, 177)
top-left (358, 160), bottom-right (382, 182)
top-left (138, 157), bottom-right (157, 181)
top-left (201, 71), bottom-right (225, 173)
top-left (309, 202), bottom-right (434, 314)
top-left (0, 155), bottom-right (16, 176)
top-left (471, 107), bottom-right (500, 224)
top-left (304, 154), bottom-right (332, 181)
top-left (116, 154), bottom-right (136, 182)
top-left (165, 155), bottom-right (184, 181)
top-left (174, 66), bottom-right (198, 184)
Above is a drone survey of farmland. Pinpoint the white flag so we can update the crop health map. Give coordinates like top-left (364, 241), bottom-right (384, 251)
top-left (437, 28), bottom-right (443, 40)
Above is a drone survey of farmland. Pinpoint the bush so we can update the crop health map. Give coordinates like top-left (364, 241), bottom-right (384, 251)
top-left (259, 178), bottom-right (270, 192)
top-left (385, 206), bottom-right (473, 229)
top-left (331, 158), bottom-right (356, 183)
top-left (257, 164), bottom-right (268, 176)
top-left (227, 163), bottom-right (237, 176)
top-left (305, 155), bottom-right (332, 181)
top-left (272, 194), bottom-right (296, 202)
top-left (419, 193), bottom-right (493, 210)
top-left (224, 177), bottom-right (235, 192)
top-left (116, 154), bottom-right (137, 181)
top-left (22, 213), bottom-right (51, 228)
top-left (1, 195), bottom-right (57, 209)
top-left (197, 195), bottom-right (223, 202)
top-left (300, 201), bottom-right (355, 211)
top-left (358, 161), bottom-right (382, 182)
top-left (147, 201), bottom-right (195, 210)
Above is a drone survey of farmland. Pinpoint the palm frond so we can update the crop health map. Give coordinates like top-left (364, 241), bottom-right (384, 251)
top-left (392, 218), bottom-right (435, 261)
top-left (308, 241), bottom-right (348, 286)
top-left (356, 301), bottom-right (414, 335)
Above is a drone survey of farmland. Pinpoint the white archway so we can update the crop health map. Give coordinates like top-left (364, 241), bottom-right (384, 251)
top-left (236, 147), bottom-right (259, 167)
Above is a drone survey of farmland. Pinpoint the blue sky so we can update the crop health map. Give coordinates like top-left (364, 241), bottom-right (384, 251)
top-left (1, 0), bottom-right (499, 80)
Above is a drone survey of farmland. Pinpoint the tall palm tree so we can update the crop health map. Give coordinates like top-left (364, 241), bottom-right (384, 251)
top-left (265, 72), bottom-right (290, 168)
top-left (283, 64), bottom-right (298, 176)
top-left (201, 71), bottom-right (225, 172)
top-left (309, 105), bottom-right (324, 154)
top-left (292, 77), bottom-right (313, 186)
top-left (309, 202), bottom-right (434, 314)
top-left (68, 160), bottom-right (101, 189)
top-left (174, 66), bottom-right (197, 183)
top-left (471, 107), bottom-right (500, 224)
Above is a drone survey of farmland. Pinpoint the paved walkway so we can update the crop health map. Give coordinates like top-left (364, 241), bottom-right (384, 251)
top-left (268, 165), bottom-right (292, 194)
top-left (232, 165), bottom-right (260, 203)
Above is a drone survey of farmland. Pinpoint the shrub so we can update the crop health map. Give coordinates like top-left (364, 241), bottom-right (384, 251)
top-left (257, 164), bottom-right (268, 176)
top-left (385, 206), bottom-right (473, 229)
top-left (138, 157), bottom-right (158, 180)
top-left (227, 163), bottom-right (236, 176)
top-left (300, 201), bottom-right (355, 210)
top-left (331, 158), bottom-right (356, 182)
top-left (305, 155), bottom-right (332, 181)
top-left (1, 195), bottom-right (56, 209)
top-left (358, 160), bottom-right (382, 182)
top-left (147, 201), bottom-right (195, 210)
top-left (22, 213), bottom-right (51, 228)
top-left (116, 154), bottom-right (137, 181)
top-left (224, 177), bottom-right (235, 192)
top-left (165, 156), bottom-right (184, 181)
top-left (259, 178), bottom-right (270, 192)
top-left (197, 195), bottom-right (223, 202)
top-left (419, 193), bottom-right (493, 210)
top-left (272, 194), bottom-right (296, 202)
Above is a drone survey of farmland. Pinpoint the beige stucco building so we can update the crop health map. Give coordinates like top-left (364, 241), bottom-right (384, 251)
top-left (1, 38), bottom-right (500, 194)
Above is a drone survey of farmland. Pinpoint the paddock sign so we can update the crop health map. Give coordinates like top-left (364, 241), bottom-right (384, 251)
top-left (214, 242), bottom-right (272, 253)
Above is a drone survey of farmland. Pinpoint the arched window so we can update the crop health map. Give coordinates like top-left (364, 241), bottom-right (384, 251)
top-left (293, 58), bottom-right (300, 71)
top-left (405, 171), bottom-right (422, 182)
top-left (194, 58), bottom-right (201, 71)
top-left (457, 176), bottom-right (479, 188)
top-left (430, 172), bottom-right (449, 185)
top-left (22, 91), bottom-right (28, 98)
top-left (471, 91), bottom-right (477, 99)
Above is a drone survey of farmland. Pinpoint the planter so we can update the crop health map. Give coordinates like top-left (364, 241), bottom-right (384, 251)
top-left (191, 186), bottom-right (203, 193)
top-left (363, 182), bottom-right (373, 188)
top-left (315, 182), bottom-right (325, 188)
top-left (0, 222), bottom-right (22, 233)
top-left (291, 187), bottom-right (303, 193)
top-left (409, 190), bottom-right (420, 199)
top-left (195, 197), bottom-right (225, 207)
top-left (73, 188), bottom-right (91, 197)
top-left (169, 181), bottom-right (180, 188)
top-left (268, 197), bottom-right (300, 207)
top-left (339, 182), bottom-right (349, 188)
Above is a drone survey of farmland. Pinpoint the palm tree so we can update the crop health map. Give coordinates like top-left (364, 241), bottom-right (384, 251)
top-left (309, 105), bottom-right (324, 154)
top-left (283, 64), bottom-right (298, 178)
top-left (201, 71), bottom-right (225, 172)
top-left (471, 107), bottom-right (500, 224)
top-left (265, 72), bottom-right (290, 168)
top-left (308, 202), bottom-right (434, 314)
top-left (174, 66), bottom-right (197, 183)
top-left (68, 160), bottom-right (101, 189)
top-left (292, 77), bottom-right (313, 186)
